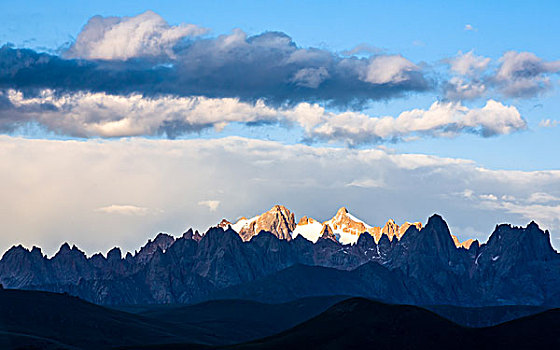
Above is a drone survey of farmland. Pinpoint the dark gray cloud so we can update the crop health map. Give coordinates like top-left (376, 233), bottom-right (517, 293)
top-left (0, 29), bottom-right (430, 108)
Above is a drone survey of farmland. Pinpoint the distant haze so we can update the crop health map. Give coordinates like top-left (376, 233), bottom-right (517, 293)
top-left (1, 136), bottom-right (558, 255)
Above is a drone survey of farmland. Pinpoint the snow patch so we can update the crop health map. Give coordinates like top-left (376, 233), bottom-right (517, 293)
top-left (334, 229), bottom-right (361, 245)
top-left (292, 221), bottom-right (323, 243)
top-left (231, 215), bottom-right (259, 232)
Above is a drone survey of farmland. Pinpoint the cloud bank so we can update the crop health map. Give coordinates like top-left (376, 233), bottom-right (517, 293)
top-left (0, 10), bottom-right (555, 144)
top-left (0, 89), bottom-right (526, 143)
top-left (1, 11), bottom-right (558, 112)
top-left (1, 135), bottom-right (559, 255)
top-left (0, 11), bottom-right (430, 107)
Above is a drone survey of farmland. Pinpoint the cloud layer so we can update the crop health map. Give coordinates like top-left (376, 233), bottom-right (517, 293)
top-left (2, 11), bottom-right (558, 111)
top-left (1, 135), bottom-right (558, 255)
top-left (0, 89), bottom-right (526, 143)
top-left (0, 11), bottom-right (430, 107)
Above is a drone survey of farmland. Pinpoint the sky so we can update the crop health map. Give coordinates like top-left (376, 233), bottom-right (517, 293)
top-left (0, 1), bottom-right (559, 255)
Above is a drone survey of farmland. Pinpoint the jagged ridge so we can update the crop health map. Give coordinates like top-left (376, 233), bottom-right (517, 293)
top-left (224, 205), bottom-right (470, 247)
top-left (0, 211), bottom-right (558, 307)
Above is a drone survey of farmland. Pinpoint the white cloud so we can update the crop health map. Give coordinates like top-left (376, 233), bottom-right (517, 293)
top-left (345, 178), bottom-right (385, 188)
top-left (495, 51), bottom-right (560, 97)
top-left (501, 194), bottom-right (516, 201)
top-left (539, 119), bottom-right (559, 128)
top-left (482, 200), bottom-right (560, 234)
top-left (2, 89), bottom-right (526, 144)
top-left (445, 51), bottom-right (490, 100)
top-left (462, 189), bottom-right (560, 236)
top-left (3, 89), bottom-right (280, 138)
top-left (65, 10), bottom-right (208, 60)
top-left (445, 50), bottom-right (560, 100)
top-left (464, 24), bottom-right (475, 31)
top-left (300, 99), bottom-right (526, 144)
top-left (198, 200), bottom-right (221, 211)
top-left (479, 194), bottom-right (498, 201)
top-left (1, 135), bottom-right (560, 255)
top-left (95, 205), bottom-right (152, 215)
top-left (528, 192), bottom-right (560, 204)
top-left (361, 55), bottom-right (419, 84)
top-left (499, 202), bottom-right (560, 228)
top-left (450, 51), bottom-right (490, 76)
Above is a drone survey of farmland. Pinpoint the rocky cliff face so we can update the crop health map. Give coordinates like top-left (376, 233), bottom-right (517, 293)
top-left (318, 223), bottom-right (338, 242)
top-left (451, 235), bottom-right (477, 249)
top-left (233, 205), bottom-right (296, 241)
top-left (217, 219), bottom-right (232, 229)
top-left (398, 222), bottom-right (423, 240)
top-left (367, 220), bottom-right (423, 242)
top-left (0, 214), bottom-right (558, 307)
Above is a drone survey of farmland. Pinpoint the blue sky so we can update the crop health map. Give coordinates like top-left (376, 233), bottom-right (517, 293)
top-left (2, 0), bottom-right (559, 169)
top-left (0, 1), bottom-right (559, 254)
top-left (3, 0), bottom-right (560, 58)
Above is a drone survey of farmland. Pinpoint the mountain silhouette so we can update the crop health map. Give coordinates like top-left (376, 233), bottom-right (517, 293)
top-left (0, 213), bottom-right (559, 307)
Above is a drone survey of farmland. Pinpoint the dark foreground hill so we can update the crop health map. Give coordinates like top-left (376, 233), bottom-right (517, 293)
top-left (0, 288), bottom-right (210, 349)
top-left (112, 295), bottom-right (347, 346)
top-left (0, 289), bottom-right (343, 349)
top-left (2, 288), bottom-right (559, 350)
top-left (230, 298), bottom-right (560, 350)
top-left (425, 303), bottom-right (549, 327)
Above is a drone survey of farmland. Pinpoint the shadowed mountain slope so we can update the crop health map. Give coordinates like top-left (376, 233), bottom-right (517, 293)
top-left (1, 288), bottom-right (558, 350)
top-left (0, 288), bottom-right (214, 349)
top-left (115, 296), bottom-right (348, 346)
top-left (0, 288), bottom-right (346, 349)
top-left (203, 262), bottom-right (413, 304)
top-left (230, 298), bottom-right (560, 350)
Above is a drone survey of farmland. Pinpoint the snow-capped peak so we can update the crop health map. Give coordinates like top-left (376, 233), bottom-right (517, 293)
top-left (292, 216), bottom-right (324, 242)
top-left (227, 205), bottom-right (296, 241)
top-left (323, 207), bottom-right (373, 245)
top-left (221, 205), bottom-right (422, 246)
top-left (231, 215), bottom-right (259, 233)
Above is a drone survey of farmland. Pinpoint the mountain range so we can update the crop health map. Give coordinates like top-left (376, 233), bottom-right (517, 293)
top-left (220, 205), bottom-right (429, 245)
top-left (0, 205), bottom-right (559, 306)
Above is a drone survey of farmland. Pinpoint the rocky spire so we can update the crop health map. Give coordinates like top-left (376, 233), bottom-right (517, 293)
top-left (235, 205), bottom-right (296, 241)
top-left (319, 224), bottom-right (338, 242)
top-left (218, 219), bottom-right (232, 229)
top-left (451, 235), bottom-right (476, 249)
